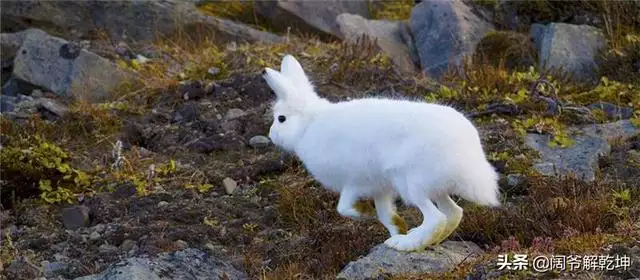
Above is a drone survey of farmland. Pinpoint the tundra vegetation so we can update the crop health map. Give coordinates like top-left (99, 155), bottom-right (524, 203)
top-left (0, 0), bottom-right (639, 279)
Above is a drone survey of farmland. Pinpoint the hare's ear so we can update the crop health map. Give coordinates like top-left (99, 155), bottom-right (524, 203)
top-left (280, 55), bottom-right (315, 95)
top-left (263, 67), bottom-right (295, 101)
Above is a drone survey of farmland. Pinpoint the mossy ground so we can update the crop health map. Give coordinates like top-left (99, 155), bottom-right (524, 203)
top-left (2, 3), bottom-right (640, 279)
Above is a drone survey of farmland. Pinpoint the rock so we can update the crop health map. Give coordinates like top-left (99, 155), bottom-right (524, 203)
top-left (157, 201), bottom-right (169, 208)
top-left (37, 98), bottom-right (69, 118)
top-left (506, 173), bottom-right (525, 187)
top-left (225, 108), bottom-right (247, 120)
top-left (31, 89), bottom-right (43, 98)
top-left (173, 103), bottom-right (198, 123)
top-left (335, 13), bottom-right (419, 75)
top-left (73, 248), bottom-right (247, 280)
top-left (120, 239), bottom-right (137, 252)
top-left (337, 241), bottom-right (484, 279)
top-left (588, 102), bottom-right (634, 120)
top-left (9, 29), bottom-right (133, 102)
top-left (174, 240), bottom-right (188, 250)
top-left (0, 94), bottom-right (16, 113)
top-left (1, 76), bottom-right (40, 97)
top-left (179, 80), bottom-right (205, 101)
top-left (526, 120), bottom-right (639, 182)
top-left (89, 231), bottom-right (101, 241)
top-left (1, 1), bottom-right (284, 45)
top-left (42, 260), bottom-right (69, 277)
top-left (98, 244), bottom-right (118, 254)
top-left (61, 205), bottom-right (90, 230)
top-left (410, 0), bottom-right (495, 78)
top-left (6, 256), bottom-right (43, 280)
top-left (531, 23), bottom-right (606, 83)
top-left (186, 135), bottom-right (240, 153)
top-left (222, 177), bottom-right (238, 195)
top-left (112, 182), bottom-right (137, 199)
top-left (255, 1), bottom-right (370, 38)
top-left (249, 135), bottom-right (271, 149)
top-left (221, 120), bottom-right (241, 133)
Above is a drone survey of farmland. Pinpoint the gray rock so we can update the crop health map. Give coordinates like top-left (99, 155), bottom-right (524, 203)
top-left (225, 108), bottom-right (247, 120)
top-left (588, 102), bottom-right (634, 120)
top-left (249, 135), bottom-right (271, 149)
top-left (10, 29), bottom-right (133, 102)
top-left (410, 0), bottom-right (495, 78)
top-left (179, 80), bottom-right (205, 101)
top-left (526, 120), bottom-right (639, 182)
top-left (42, 260), bottom-right (69, 277)
top-left (255, 0), bottom-right (370, 38)
top-left (1, 1), bottom-right (284, 45)
top-left (6, 256), bottom-right (43, 280)
top-left (337, 241), bottom-right (484, 279)
top-left (112, 182), bottom-right (137, 199)
top-left (98, 244), bottom-right (118, 254)
top-left (37, 98), bottom-right (69, 117)
top-left (174, 240), bottom-right (188, 250)
top-left (531, 23), bottom-right (606, 83)
top-left (73, 248), bottom-right (247, 280)
top-left (223, 177), bottom-right (238, 195)
top-left (506, 173), bottom-right (525, 187)
top-left (61, 205), bottom-right (90, 230)
top-left (0, 94), bottom-right (16, 113)
top-left (120, 239), bottom-right (137, 252)
top-left (335, 13), bottom-right (419, 75)
top-left (89, 231), bottom-right (101, 241)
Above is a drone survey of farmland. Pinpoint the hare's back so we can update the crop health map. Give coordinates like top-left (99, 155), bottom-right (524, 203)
top-left (295, 99), bottom-right (480, 186)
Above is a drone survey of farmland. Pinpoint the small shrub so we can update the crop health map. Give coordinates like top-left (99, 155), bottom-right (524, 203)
top-left (473, 31), bottom-right (538, 71)
top-left (0, 133), bottom-right (94, 207)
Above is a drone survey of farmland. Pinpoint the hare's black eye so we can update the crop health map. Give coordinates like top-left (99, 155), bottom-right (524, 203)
top-left (278, 115), bottom-right (286, 123)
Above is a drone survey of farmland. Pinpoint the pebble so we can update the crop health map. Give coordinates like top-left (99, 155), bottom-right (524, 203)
top-left (174, 240), bottom-right (188, 250)
top-left (61, 205), bottom-right (90, 230)
top-left (120, 239), bottom-right (137, 251)
top-left (157, 201), bottom-right (169, 207)
top-left (249, 135), bottom-right (271, 149)
top-left (89, 231), bottom-right (101, 241)
top-left (225, 108), bottom-right (246, 120)
top-left (506, 174), bottom-right (525, 187)
top-left (98, 244), bottom-right (118, 254)
top-left (222, 177), bottom-right (238, 195)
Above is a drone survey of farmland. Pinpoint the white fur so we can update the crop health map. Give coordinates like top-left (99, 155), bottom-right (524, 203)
top-left (264, 55), bottom-right (501, 252)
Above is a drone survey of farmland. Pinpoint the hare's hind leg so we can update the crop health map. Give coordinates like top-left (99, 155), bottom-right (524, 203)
top-left (383, 175), bottom-right (447, 251)
top-left (374, 192), bottom-right (408, 236)
top-left (431, 193), bottom-right (463, 245)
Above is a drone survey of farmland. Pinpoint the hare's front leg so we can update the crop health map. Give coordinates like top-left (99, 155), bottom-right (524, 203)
top-left (336, 187), bottom-right (364, 220)
top-left (374, 192), bottom-right (408, 236)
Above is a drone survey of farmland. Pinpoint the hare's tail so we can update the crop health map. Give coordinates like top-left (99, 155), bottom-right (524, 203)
top-left (453, 160), bottom-right (501, 207)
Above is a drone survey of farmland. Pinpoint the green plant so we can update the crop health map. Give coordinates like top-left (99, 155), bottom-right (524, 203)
top-left (0, 135), bottom-right (94, 206)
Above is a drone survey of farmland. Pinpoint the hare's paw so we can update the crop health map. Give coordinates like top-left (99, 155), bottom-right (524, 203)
top-left (384, 233), bottom-right (429, 252)
top-left (384, 222), bottom-right (445, 251)
top-left (431, 218), bottom-right (461, 245)
top-left (337, 207), bottom-right (362, 220)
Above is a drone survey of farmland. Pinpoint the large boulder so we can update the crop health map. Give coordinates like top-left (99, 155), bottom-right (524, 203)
top-left (8, 28), bottom-right (133, 102)
top-left (530, 23), bottom-right (606, 83)
top-left (335, 13), bottom-right (419, 75)
top-left (526, 120), bottom-right (639, 182)
top-left (0, 0), bottom-right (284, 45)
top-left (410, 0), bottom-right (495, 78)
top-left (73, 248), bottom-right (247, 280)
top-left (337, 241), bottom-right (484, 280)
top-left (255, 0), bottom-right (370, 38)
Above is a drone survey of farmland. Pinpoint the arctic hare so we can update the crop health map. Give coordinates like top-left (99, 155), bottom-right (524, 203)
top-left (263, 55), bottom-right (500, 252)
